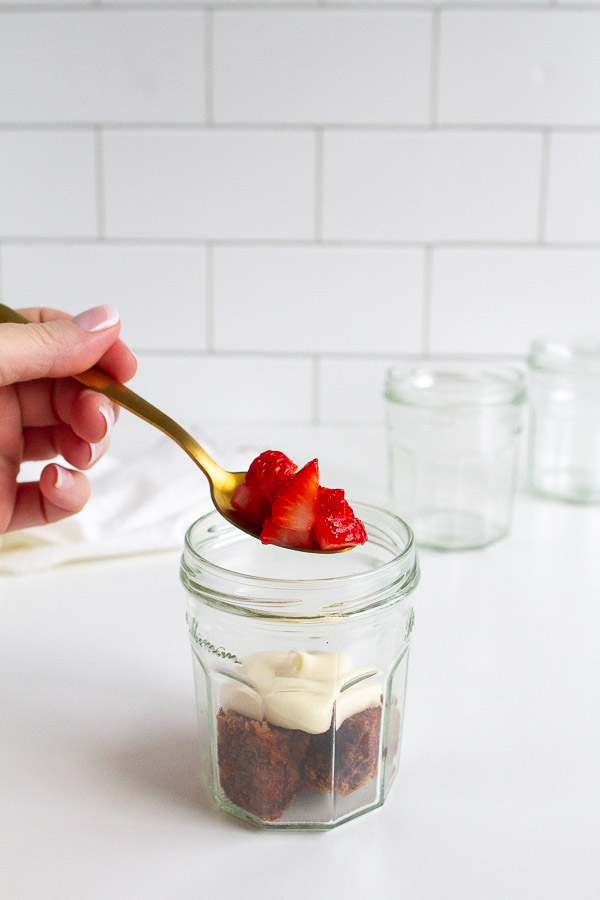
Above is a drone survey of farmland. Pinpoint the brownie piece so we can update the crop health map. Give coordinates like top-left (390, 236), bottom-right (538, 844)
top-left (303, 706), bottom-right (382, 797)
top-left (217, 709), bottom-right (310, 821)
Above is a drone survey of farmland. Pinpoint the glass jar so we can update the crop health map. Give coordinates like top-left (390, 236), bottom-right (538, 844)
top-left (385, 361), bottom-right (526, 551)
top-left (527, 340), bottom-right (600, 503)
top-left (180, 503), bottom-right (418, 831)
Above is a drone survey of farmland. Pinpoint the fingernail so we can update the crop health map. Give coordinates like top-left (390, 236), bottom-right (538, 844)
top-left (71, 305), bottom-right (119, 333)
top-left (88, 442), bottom-right (104, 465)
top-left (54, 465), bottom-right (75, 490)
top-left (99, 403), bottom-right (116, 438)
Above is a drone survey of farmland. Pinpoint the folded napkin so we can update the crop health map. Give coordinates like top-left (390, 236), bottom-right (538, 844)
top-left (0, 435), bottom-right (246, 575)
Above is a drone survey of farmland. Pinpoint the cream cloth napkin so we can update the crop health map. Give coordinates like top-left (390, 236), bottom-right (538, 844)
top-left (0, 435), bottom-right (246, 575)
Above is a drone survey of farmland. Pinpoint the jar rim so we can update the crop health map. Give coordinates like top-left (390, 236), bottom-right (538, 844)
top-left (181, 503), bottom-right (418, 620)
top-left (385, 361), bottom-right (526, 409)
top-left (528, 339), bottom-right (600, 376)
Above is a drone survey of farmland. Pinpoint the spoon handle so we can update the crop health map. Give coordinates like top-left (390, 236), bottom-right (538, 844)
top-left (0, 303), bottom-right (225, 484)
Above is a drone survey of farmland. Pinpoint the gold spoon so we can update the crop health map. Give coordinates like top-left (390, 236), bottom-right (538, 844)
top-left (0, 303), bottom-right (342, 552)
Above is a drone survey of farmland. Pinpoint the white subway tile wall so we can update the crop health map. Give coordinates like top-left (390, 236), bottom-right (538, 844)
top-left (103, 130), bottom-right (315, 239)
top-left (546, 134), bottom-right (600, 243)
top-left (213, 246), bottom-right (424, 354)
top-left (0, 4), bottom-right (598, 427)
top-left (438, 11), bottom-right (600, 126)
top-left (129, 355), bottom-right (314, 428)
top-left (213, 11), bottom-right (432, 125)
top-left (0, 131), bottom-right (96, 237)
top-left (1, 244), bottom-right (208, 350)
top-left (322, 131), bottom-right (542, 242)
top-left (0, 12), bottom-right (206, 123)
top-left (430, 248), bottom-right (600, 355)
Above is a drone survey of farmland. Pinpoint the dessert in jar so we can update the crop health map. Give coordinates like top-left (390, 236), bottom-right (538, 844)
top-left (217, 650), bottom-right (383, 821)
top-left (181, 498), bottom-right (418, 830)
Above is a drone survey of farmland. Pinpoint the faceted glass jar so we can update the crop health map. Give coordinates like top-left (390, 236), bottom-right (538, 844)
top-left (385, 362), bottom-right (526, 551)
top-left (180, 503), bottom-right (418, 831)
top-left (528, 340), bottom-right (600, 503)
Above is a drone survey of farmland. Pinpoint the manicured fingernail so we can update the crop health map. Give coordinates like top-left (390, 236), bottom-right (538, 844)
top-left (71, 305), bottom-right (119, 333)
top-left (88, 442), bottom-right (104, 465)
top-left (99, 403), bottom-right (116, 438)
top-left (54, 465), bottom-right (75, 490)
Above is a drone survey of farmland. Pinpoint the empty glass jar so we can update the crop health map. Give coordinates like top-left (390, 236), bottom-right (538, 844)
top-left (180, 503), bottom-right (418, 830)
top-left (527, 340), bottom-right (600, 503)
top-left (385, 361), bottom-right (526, 551)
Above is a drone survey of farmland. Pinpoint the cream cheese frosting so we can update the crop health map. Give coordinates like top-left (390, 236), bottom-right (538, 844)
top-left (220, 650), bottom-right (382, 734)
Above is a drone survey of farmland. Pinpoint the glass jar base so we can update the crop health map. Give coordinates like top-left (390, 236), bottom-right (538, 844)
top-left (530, 469), bottom-right (600, 505)
top-left (214, 779), bottom-right (384, 831)
top-left (414, 508), bottom-right (508, 551)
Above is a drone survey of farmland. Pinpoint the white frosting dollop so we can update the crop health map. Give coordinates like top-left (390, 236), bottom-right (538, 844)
top-left (220, 650), bottom-right (382, 734)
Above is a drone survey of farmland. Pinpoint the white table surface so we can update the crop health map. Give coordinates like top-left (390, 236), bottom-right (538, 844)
top-left (1, 424), bottom-right (600, 900)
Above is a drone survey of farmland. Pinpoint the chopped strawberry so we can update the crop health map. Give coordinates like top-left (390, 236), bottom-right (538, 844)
top-left (246, 450), bottom-right (298, 501)
top-left (269, 459), bottom-right (320, 532)
top-left (312, 515), bottom-right (368, 552)
top-left (232, 449), bottom-right (367, 552)
top-left (231, 450), bottom-right (297, 529)
top-left (260, 517), bottom-right (313, 549)
top-left (230, 482), bottom-right (271, 527)
top-left (312, 486), bottom-right (367, 551)
top-left (317, 486), bottom-right (353, 518)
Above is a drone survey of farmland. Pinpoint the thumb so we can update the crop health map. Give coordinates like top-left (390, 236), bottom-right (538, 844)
top-left (0, 305), bottom-right (121, 386)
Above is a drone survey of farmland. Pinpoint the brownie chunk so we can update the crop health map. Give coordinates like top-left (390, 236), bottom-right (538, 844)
top-left (217, 709), bottom-right (310, 821)
top-left (303, 707), bottom-right (382, 797)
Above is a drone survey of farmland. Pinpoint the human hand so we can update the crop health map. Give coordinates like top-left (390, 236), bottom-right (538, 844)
top-left (0, 305), bottom-right (137, 533)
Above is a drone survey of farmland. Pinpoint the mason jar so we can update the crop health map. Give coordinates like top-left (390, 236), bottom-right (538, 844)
top-left (385, 362), bottom-right (526, 551)
top-left (180, 503), bottom-right (418, 831)
top-left (527, 340), bottom-right (600, 503)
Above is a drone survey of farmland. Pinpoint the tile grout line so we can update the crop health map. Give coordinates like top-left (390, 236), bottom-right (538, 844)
top-left (132, 348), bottom-right (524, 361)
top-left (3, 123), bottom-right (600, 134)
top-left (205, 241), bottom-right (215, 351)
top-left (312, 355), bottom-right (321, 425)
top-left (421, 246), bottom-right (433, 355)
top-left (94, 126), bottom-right (106, 240)
top-left (205, 8), bottom-right (214, 125)
top-left (429, 7), bottom-right (441, 126)
top-left (0, 3), bottom-right (592, 12)
top-left (537, 129), bottom-right (551, 243)
top-left (314, 127), bottom-right (324, 242)
top-left (5, 236), bottom-right (600, 250)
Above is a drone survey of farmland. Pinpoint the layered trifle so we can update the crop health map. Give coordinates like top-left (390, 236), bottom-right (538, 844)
top-left (216, 650), bottom-right (383, 821)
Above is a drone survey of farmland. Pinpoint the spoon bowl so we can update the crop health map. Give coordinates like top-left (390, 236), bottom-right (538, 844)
top-left (0, 303), bottom-right (343, 552)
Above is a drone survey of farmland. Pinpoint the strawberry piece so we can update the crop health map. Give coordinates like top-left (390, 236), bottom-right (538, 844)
top-left (231, 450), bottom-right (297, 529)
top-left (269, 459), bottom-right (319, 532)
top-left (312, 515), bottom-right (368, 552)
top-left (246, 450), bottom-right (298, 501)
top-left (317, 486), bottom-right (353, 518)
top-left (231, 482), bottom-right (271, 527)
top-left (260, 517), bottom-right (313, 549)
top-left (312, 485), bottom-right (367, 550)
top-left (232, 449), bottom-right (368, 552)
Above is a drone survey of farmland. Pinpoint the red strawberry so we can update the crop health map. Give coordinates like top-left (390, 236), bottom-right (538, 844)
top-left (233, 450), bottom-right (368, 552)
top-left (230, 482), bottom-right (271, 527)
top-left (268, 459), bottom-right (319, 532)
top-left (231, 450), bottom-right (297, 529)
top-left (246, 450), bottom-right (297, 501)
top-left (317, 486), bottom-right (353, 518)
top-left (260, 518), bottom-right (314, 550)
top-left (312, 515), bottom-right (368, 552)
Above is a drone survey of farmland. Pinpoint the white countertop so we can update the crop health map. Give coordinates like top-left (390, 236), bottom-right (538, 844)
top-left (1, 424), bottom-right (600, 900)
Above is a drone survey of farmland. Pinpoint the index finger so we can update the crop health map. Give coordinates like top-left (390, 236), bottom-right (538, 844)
top-left (17, 306), bottom-right (137, 383)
